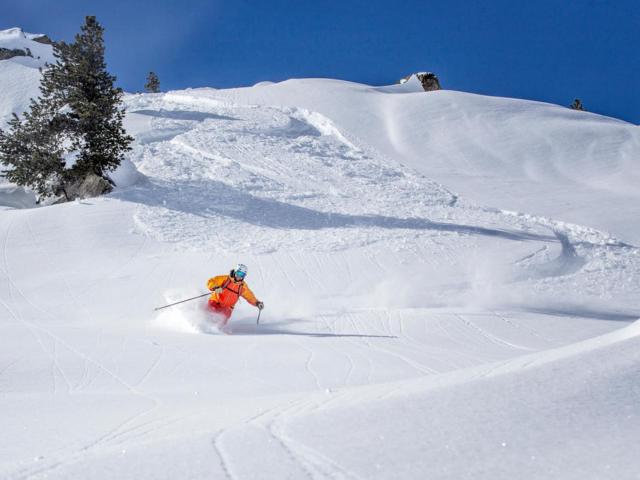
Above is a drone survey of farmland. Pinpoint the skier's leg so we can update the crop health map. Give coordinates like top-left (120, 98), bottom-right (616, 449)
top-left (219, 308), bottom-right (233, 326)
top-left (216, 308), bottom-right (234, 334)
top-left (209, 301), bottom-right (233, 332)
top-left (208, 299), bottom-right (219, 315)
top-left (208, 300), bottom-right (227, 324)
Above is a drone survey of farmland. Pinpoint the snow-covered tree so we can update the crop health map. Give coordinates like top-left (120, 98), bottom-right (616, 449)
top-left (0, 39), bottom-right (72, 200)
top-left (62, 16), bottom-right (133, 185)
top-left (0, 16), bottom-right (132, 202)
top-left (145, 71), bottom-right (160, 93)
top-left (0, 110), bottom-right (67, 200)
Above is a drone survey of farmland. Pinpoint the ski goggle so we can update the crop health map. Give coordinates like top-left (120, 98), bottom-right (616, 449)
top-left (235, 270), bottom-right (246, 279)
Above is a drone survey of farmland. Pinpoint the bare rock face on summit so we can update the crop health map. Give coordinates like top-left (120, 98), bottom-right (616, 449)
top-left (415, 72), bottom-right (441, 91)
top-left (32, 35), bottom-right (54, 45)
top-left (399, 72), bottom-right (441, 92)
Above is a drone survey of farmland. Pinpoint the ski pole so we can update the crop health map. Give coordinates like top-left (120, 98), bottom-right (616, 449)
top-left (256, 308), bottom-right (262, 325)
top-left (154, 292), bottom-right (211, 311)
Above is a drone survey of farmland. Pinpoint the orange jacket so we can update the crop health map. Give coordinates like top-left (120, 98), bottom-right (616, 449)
top-left (207, 275), bottom-right (258, 309)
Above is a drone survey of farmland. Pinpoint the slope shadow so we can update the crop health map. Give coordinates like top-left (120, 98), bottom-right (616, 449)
top-left (514, 305), bottom-right (639, 322)
top-left (130, 109), bottom-right (237, 122)
top-left (114, 179), bottom-right (556, 243)
top-left (263, 117), bottom-right (322, 138)
top-left (230, 322), bottom-right (397, 338)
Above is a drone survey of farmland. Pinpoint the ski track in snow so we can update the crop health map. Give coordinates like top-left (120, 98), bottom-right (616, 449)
top-left (0, 81), bottom-right (639, 479)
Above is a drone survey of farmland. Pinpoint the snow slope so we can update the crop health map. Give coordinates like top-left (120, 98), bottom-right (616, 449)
top-left (1, 74), bottom-right (640, 479)
top-left (0, 28), bottom-right (54, 127)
top-left (210, 77), bottom-right (640, 244)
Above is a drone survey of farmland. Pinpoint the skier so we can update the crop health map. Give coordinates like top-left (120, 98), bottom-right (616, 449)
top-left (207, 264), bottom-right (264, 330)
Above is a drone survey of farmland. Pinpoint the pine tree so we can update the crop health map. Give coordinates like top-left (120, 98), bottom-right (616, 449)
top-left (63, 16), bottom-right (133, 183)
top-left (0, 112), bottom-right (67, 200)
top-left (569, 98), bottom-right (585, 111)
top-left (0, 16), bottom-right (132, 202)
top-left (0, 39), bottom-right (74, 200)
top-left (145, 71), bottom-right (160, 93)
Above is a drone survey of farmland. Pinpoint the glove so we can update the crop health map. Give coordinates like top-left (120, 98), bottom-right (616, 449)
top-left (256, 301), bottom-right (264, 310)
top-left (213, 287), bottom-right (223, 294)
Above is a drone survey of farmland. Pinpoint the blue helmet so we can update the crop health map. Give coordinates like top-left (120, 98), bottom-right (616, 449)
top-left (233, 263), bottom-right (248, 280)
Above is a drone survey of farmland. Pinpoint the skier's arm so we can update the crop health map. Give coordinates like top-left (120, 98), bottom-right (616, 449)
top-left (241, 284), bottom-right (259, 306)
top-left (207, 275), bottom-right (228, 291)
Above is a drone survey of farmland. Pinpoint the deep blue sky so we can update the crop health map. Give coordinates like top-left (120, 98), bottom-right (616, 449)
top-left (4, 0), bottom-right (639, 123)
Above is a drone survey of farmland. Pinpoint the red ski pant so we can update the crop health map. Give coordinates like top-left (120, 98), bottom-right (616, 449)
top-left (208, 300), bottom-right (233, 325)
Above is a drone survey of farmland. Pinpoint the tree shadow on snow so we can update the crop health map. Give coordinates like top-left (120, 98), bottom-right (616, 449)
top-left (113, 178), bottom-right (556, 243)
top-left (130, 109), bottom-right (238, 122)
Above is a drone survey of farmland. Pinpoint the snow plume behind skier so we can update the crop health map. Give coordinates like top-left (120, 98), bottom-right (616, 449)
top-left (207, 264), bottom-right (264, 333)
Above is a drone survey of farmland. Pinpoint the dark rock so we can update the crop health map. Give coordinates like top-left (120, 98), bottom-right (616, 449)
top-left (0, 47), bottom-right (29, 61)
top-left (57, 174), bottom-right (113, 202)
top-left (32, 35), bottom-right (54, 45)
top-left (415, 72), bottom-right (441, 92)
top-left (398, 72), bottom-right (442, 92)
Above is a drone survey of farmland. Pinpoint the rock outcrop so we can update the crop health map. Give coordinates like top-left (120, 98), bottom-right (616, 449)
top-left (399, 72), bottom-right (441, 92)
top-left (415, 72), bottom-right (441, 91)
top-left (32, 35), bottom-right (54, 45)
top-left (0, 47), bottom-right (31, 61)
top-left (57, 174), bottom-right (113, 202)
